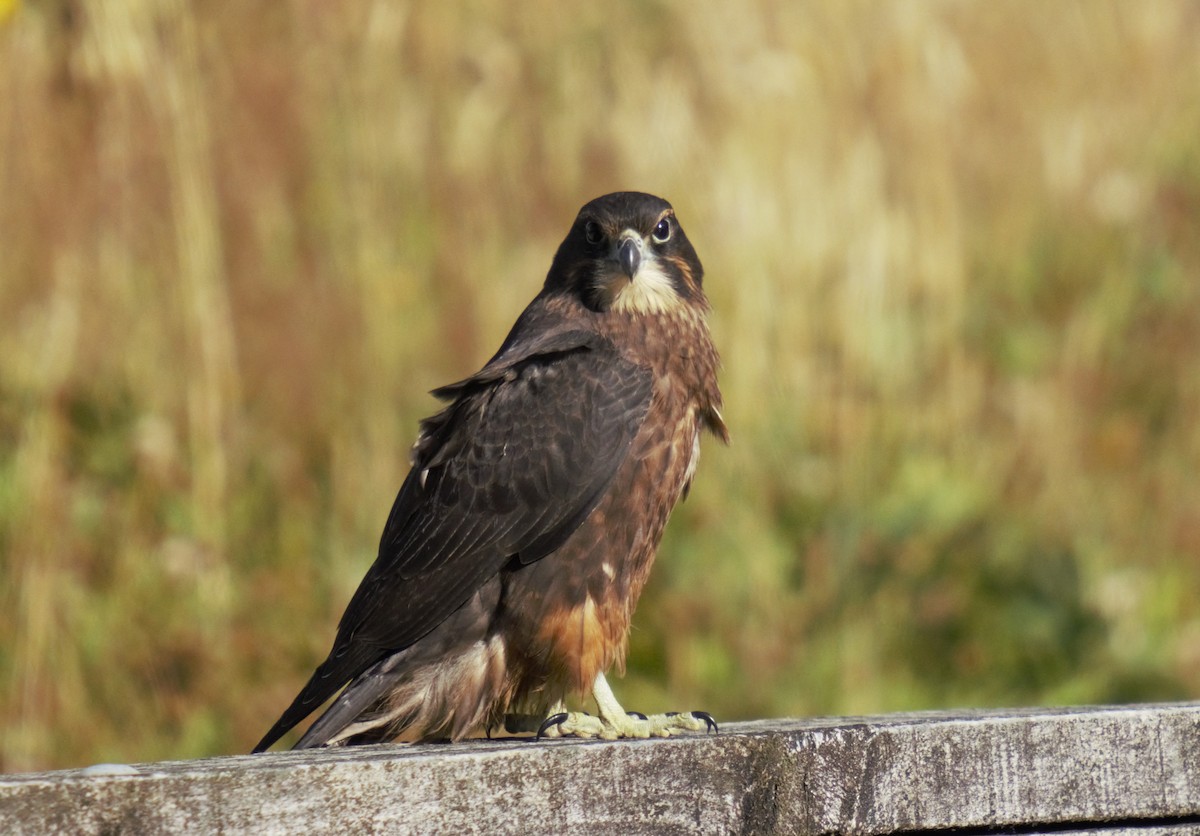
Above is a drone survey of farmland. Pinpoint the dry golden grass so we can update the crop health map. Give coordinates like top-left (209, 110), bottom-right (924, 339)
top-left (2, 1), bottom-right (1199, 771)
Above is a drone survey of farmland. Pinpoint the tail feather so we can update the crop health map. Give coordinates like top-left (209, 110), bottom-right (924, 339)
top-left (252, 645), bottom-right (380, 753)
top-left (253, 584), bottom-right (511, 752)
top-left (293, 654), bottom-right (410, 748)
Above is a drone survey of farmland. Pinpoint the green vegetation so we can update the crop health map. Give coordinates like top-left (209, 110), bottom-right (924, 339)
top-left (2, 1), bottom-right (1198, 772)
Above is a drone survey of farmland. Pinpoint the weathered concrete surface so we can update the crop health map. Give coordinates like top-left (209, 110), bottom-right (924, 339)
top-left (2, 703), bottom-right (1198, 835)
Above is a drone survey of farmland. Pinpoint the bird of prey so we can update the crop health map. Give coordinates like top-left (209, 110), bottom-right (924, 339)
top-left (254, 191), bottom-right (727, 752)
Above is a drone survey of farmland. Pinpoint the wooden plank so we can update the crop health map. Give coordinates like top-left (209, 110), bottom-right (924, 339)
top-left (1, 704), bottom-right (1197, 835)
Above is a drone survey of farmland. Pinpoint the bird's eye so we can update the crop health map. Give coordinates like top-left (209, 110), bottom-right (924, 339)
top-left (652, 218), bottom-right (671, 243)
top-left (584, 221), bottom-right (603, 245)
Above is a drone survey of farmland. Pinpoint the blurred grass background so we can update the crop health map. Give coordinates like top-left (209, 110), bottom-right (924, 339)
top-left (2, 0), bottom-right (1199, 772)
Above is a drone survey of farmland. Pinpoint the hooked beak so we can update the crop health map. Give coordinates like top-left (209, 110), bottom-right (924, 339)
top-left (618, 235), bottom-right (641, 279)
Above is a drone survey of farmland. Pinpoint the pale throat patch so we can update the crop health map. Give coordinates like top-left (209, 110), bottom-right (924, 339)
top-left (596, 257), bottom-right (683, 315)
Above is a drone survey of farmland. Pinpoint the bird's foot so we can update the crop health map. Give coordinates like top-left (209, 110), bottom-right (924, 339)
top-left (535, 671), bottom-right (717, 740)
top-left (537, 709), bottom-right (715, 739)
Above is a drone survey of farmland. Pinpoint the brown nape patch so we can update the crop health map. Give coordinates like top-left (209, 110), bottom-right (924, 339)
top-left (666, 254), bottom-right (703, 301)
top-left (535, 596), bottom-right (616, 694)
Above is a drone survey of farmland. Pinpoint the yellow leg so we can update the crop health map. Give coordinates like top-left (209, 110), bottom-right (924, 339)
top-left (537, 672), bottom-right (717, 740)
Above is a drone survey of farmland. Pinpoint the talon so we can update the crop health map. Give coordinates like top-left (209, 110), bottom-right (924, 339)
top-left (537, 712), bottom-right (569, 739)
top-left (665, 711), bottom-right (678, 717)
top-left (692, 711), bottom-right (718, 734)
top-left (627, 711), bottom-right (647, 720)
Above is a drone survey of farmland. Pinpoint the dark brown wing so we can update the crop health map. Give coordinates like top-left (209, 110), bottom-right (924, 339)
top-left (253, 333), bottom-right (652, 752)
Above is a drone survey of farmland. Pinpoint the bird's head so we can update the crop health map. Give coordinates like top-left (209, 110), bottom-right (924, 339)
top-left (545, 192), bottom-right (706, 315)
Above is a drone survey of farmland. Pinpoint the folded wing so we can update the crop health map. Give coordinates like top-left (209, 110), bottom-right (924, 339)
top-left (253, 334), bottom-right (652, 751)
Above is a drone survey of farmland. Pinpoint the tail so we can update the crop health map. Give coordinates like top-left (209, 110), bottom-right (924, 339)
top-left (252, 644), bottom-right (381, 753)
top-left (256, 637), bottom-right (515, 750)
top-left (291, 655), bottom-right (412, 748)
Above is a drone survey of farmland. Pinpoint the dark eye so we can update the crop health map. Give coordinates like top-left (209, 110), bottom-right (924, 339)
top-left (584, 221), bottom-right (603, 245)
top-left (652, 217), bottom-right (671, 243)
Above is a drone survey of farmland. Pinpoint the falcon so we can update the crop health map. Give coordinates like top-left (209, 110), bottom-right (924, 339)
top-left (254, 191), bottom-right (727, 751)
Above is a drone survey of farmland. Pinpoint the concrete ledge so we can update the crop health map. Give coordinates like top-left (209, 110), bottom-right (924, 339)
top-left (2, 703), bottom-right (1198, 834)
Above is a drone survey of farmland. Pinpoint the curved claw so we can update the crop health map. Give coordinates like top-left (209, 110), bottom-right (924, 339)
top-left (536, 712), bottom-right (569, 740)
top-left (627, 711), bottom-right (648, 720)
top-left (692, 711), bottom-right (718, 734)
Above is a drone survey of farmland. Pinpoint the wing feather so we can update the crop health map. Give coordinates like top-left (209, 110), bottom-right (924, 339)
top-left (253, 332), bottom-right (651, 752)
